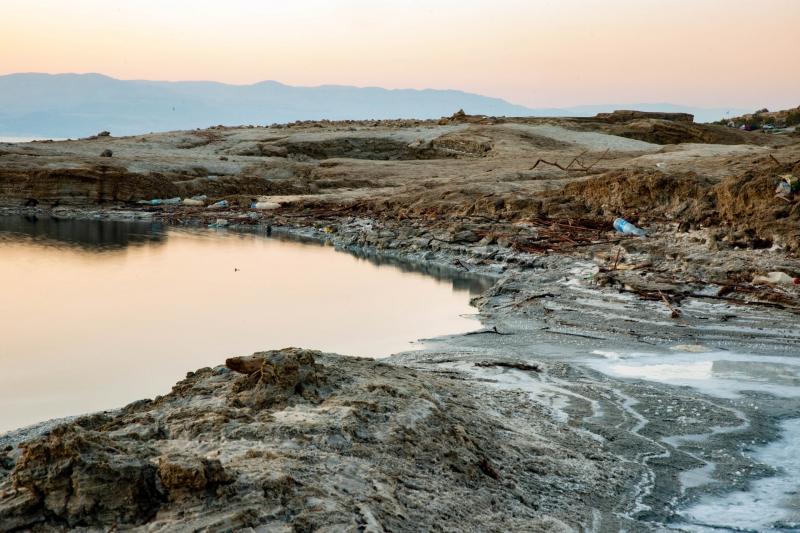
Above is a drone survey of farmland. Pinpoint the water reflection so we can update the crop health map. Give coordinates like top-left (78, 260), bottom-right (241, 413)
top-left (0, 215), bottom-right (487, 432)
top-left (0, 215), bottom-right (165, 252)
top-left (269, 230), bottom-right (494, 296)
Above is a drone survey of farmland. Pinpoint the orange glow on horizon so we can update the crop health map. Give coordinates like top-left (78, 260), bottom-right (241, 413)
top-left (2, 0), bottom-right (798, 109)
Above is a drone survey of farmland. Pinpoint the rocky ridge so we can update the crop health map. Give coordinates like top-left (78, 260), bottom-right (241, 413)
top-left (0, 349), bottom-right (637, 532)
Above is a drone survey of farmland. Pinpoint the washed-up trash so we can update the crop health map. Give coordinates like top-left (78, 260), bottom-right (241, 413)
top-left (161, 197), bottom-right (181, 205)
top-left (613, 218), bottom-right (646, 237)
top-left (138, 198), bottom-right (165, 206)
top-left (753, 271), bottom-right (798, 286)
top-left (191, 195), bottom-right (208, 202)
top-left (776, 175), bottom-right (799, 198)
top-left (250, 201), bottom-right (280, 210)
top-left (207, 200), bottom-right (229, 209)
top-left (208, 218), bottom-right (228, 228)
top-left (182, 198), bottom-right (204, 206)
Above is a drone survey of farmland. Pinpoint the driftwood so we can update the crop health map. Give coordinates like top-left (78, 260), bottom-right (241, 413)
top-left (466, 325), bottom-right (514, 336)
top-left (541, 327), bottom-right (605, 340)
top-left (530, 149), bottom-right (610, 172)
top-left (659, 290), bottom-right (682, 319)
top-left (474, 360), bottom-right (541, 372)
top-left (770, 154), bottom-right (800, 167)
top-left (612, 248), bottom-right (622, 270)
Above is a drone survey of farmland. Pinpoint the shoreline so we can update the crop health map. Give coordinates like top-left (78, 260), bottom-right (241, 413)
top-left (2, 205), bottom-right (800, 530)
top-left (2, 116), bottom-right (800, 530)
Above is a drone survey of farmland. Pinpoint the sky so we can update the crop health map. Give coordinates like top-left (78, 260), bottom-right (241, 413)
top-left (2, 0), bottom-right (799, 110)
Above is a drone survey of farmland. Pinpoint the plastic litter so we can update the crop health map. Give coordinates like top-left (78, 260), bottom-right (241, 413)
top-left (753, 271), bottom-right (798, 286)
top-left (182, 198), bottom-right (204, 206)
top-left (191, 195), bottom-right (208, 202)
top-left (613, 218), bottom-right (646, 237)
top-left (250, 201), bottom-right (280, 210)
top-left (776, 175), bottom-right (799, 198)
top-left (207, 200), bottom-right (229, 209)
top-left (137, 198), bottom-right (180, 206)
top-left (208, 218), bottom-right (228, 228)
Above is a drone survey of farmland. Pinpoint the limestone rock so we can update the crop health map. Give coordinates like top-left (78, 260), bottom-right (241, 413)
top-left (158, 453), bottom-right (230, 498)
top-left (226, 348), bottom-right (321, 408)
top-left (8, 425), bottom-right (162, 527)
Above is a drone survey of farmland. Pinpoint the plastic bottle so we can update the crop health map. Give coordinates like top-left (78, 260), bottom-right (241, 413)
top-left (250, 201), bottom-right (280, 210)
top-left (613, 218), bottom-right (646, 237)
top-left (207, 200), bottom-right (229, 209)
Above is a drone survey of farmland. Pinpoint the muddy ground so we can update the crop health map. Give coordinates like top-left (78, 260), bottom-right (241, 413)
top-left (1, 111), bottom-right (800, 531)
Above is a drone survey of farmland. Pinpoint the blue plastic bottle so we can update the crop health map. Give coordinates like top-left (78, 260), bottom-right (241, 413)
top-left (613, 218), bottom-right (646, 237)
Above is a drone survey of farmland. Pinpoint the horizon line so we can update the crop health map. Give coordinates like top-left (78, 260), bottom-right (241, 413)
top-left (0, 71), bottom-right (756, 113)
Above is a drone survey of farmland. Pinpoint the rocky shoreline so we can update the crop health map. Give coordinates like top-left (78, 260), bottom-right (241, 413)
top-left (2, 203), bottom-right (800, 531)
top-left (0, 348), bottom-right (643, 532)
top-left (2, 114), bottom-right (800, 531)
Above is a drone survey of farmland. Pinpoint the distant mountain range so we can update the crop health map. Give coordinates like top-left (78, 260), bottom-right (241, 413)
top-left (0, 73), bottom-right (749, 138)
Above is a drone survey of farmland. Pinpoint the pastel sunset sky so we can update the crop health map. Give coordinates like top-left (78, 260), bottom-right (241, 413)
top-left (3, 0), bottom-right (798, 109)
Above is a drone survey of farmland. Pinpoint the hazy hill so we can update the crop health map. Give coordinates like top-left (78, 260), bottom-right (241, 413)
top-left (0, 73), bottom-right (746, 138)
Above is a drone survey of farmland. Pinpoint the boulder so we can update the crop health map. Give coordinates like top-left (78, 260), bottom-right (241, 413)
top-left (226, 348), bottom-right (321, 408)
top-left (5, 425), bottom-right (161, 528)
top-left (158, 453), bottom-right (230, 498)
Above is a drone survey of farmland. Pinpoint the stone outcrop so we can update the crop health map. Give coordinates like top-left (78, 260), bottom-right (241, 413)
top-left (0, 349), bottom-right (636, 531)
top-left (6, 425), bottom-right (162, 528)
top-left (594, 110), bottom-right (695, 123)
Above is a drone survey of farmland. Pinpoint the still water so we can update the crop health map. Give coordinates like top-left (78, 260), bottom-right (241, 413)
top-left (0, 137), bottom-right (64, 143)
top-left (0, 215), bottom-right (488, 433)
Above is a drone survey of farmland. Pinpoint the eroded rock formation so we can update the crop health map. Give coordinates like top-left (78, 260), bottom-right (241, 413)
top-left (0, 349), bottom-right (636, 531)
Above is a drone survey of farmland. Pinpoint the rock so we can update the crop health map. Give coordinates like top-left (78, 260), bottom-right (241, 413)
top-left (0, 350), bottom-right (639, 531)
top-left (595, 110), bottom-right (694, 123)
top-left (158, 453), bottom-right (230, 497)
top-left (7, 425), bottom-right (162, 527)
top-left (478, 234), bottom-right (496, 246)
top-left (451, 229), bottom-right (481, 243)
top-left (99, 149), bottom-right (113, 157)
top-left (497, 236), bottom-right (513, 249)
top-left (0, 488), bottom-right (39, 531)
top-left (226, 348), bottom-right (321, 407)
